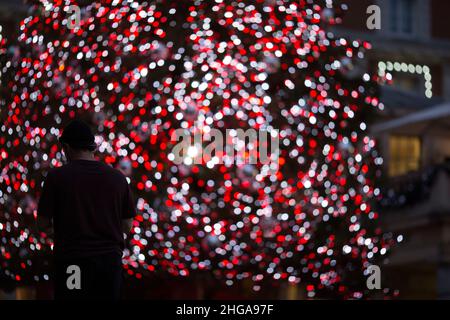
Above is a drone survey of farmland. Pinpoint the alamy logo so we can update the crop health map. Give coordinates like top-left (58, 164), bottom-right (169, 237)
top-left (170, 122), bottom-right (280, 174)
top-left (66, 265), bottom-right (81, 290)
top-left (366, 265), bottom-right (381, 290)
top-left (366, 5), bottom-right (381, 30)
top-left (67, 5), bottom-right (81, 30)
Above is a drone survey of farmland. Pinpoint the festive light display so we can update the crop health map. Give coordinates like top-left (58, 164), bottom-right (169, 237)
top-left (378, 61), bottom-right (433, 99)
top-left (0, 0), bottom-right (396, 298)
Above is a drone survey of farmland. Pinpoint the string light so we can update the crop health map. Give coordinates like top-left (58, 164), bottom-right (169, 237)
top-left (378, 61), bottom-right (433, 98)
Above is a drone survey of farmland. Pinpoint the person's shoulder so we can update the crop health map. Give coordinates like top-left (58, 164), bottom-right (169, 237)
top-left (99, 162), bottom-right (128, 183)
top-left (44, 164), bottom-right (70, 183)
top-left (45, 165), bottom-right (66, 178)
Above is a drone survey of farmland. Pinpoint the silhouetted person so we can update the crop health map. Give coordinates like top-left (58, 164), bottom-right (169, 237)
top-left (37, 120), bottom-right (136, 300)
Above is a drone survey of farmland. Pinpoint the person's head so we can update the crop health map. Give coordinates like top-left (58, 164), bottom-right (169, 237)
top-left (59, 120), bottom-right (97, 162)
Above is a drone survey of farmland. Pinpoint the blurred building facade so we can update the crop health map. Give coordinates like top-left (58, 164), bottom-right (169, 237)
top-left (335, 0), bottom-right (450, 299)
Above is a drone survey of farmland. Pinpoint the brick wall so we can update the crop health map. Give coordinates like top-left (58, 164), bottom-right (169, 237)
top-left (431, 0), bottom-right (450, 40)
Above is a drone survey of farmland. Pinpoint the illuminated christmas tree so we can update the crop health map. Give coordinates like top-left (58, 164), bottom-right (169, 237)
top-left (0, 0), bottom-right (395, 298)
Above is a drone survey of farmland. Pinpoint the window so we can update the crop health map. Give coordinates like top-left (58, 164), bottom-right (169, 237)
top-left (389, 135), bottom-right (421, 177)
top-left (390, 71), bottom-right (423, 93)
top-left (389, 0), bottom-right (417, 35)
